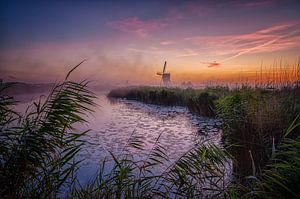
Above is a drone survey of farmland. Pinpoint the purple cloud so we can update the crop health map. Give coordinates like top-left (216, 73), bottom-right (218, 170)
top-left (107, 17), bottom-right (168, 37)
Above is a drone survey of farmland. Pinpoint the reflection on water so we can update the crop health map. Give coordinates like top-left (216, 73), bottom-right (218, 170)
top-left (13, 92), bottom-right (225, 183)
top-left (75, 93), bottom-right (223, 182)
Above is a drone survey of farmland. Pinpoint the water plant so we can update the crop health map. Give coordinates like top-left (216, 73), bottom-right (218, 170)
top-left (0, 62), bottom-right (96, 198)
top-left (68, 133), bottom-right (231, 198)
top-left (229, 114), bottom-right (300, 199)
top-left (216, 87), bottom-right (299, 177)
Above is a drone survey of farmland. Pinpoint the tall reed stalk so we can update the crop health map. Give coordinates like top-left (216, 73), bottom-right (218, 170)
top-left (0, 62), bottom-right (96, 198)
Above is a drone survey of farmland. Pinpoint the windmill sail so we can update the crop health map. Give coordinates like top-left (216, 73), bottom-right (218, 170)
top-left (163, 61), bottom-right (167, 73)
top-left (157, 61), bottom-right (171, 87)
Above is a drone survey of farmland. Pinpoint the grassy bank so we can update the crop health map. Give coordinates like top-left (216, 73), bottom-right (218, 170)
top-left (217, 88), bottom-right (300, 175)
top-left (216, 87), bottom-right (300, 198)
top-left (108, 85), bottom-right (300, 198)
top-left (108, 86), bottom-right (230, 117)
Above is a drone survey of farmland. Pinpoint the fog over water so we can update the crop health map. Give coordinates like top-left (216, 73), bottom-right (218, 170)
top-left (14, 91), bottom-right (226, 183)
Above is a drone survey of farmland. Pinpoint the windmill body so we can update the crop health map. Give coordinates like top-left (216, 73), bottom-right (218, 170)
top-left (157, 61), bottom-right (171, 86)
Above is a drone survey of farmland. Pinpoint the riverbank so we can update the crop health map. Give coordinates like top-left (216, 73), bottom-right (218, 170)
top-left (108, 86), bottom-right (231, 117)
top-left (108, 85), bottom-right (300, 198)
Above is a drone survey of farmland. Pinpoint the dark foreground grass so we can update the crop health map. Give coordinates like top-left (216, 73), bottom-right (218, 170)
top-left (68, 140), bottom-right (231, 198)
top-left (217, 87), bottom-right (299, 175)
top-left (0, 64), bottom-right (97, 198)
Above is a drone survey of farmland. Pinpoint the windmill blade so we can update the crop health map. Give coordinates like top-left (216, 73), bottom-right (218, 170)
top-left (163, 61), bottom-right (167, 73)
top-left (157, 72), bottom-right (163, 75)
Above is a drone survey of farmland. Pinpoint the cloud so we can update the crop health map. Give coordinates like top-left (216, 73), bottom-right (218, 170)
top-left (164, 0), bottom-right (276, 22)
top-left (107, 17), bottom-right (168, 37)
top-left (176, 48), bottom-right (198, 57)
top-left (166, 1), bottom-right (210, 20)
top-left (235, 0), bottom-right (278, 8)
top-left (107, 2), bottom-right (210, 38)
top-left (200, 61), bottom-right (221, 68)
top-left (184, 20), bottom-right (300, 62)
top-left (127, 46), bottom-right (164, 55)
top-left (160, 40), bottom-right (176, 45)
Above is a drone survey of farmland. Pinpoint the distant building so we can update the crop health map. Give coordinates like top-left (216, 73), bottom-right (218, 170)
top-left (157, 61), bottom-right (171, 86)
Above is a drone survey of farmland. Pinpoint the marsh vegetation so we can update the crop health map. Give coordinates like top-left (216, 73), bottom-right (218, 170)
top-left (1, 69), bottom-right (299, 198)
top-left (108, 84), bottom-right (300, 198)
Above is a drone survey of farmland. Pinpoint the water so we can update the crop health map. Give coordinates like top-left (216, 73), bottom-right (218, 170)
top-left (13, 92), bottom-right (225, 184)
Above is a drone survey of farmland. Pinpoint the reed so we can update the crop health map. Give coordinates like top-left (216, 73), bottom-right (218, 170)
top-left (68, 132), bottom-right (231, 198)
top-left (108, 86), bottom-right (225, 117)
top-left (227, 115), bottom-right (300, 199)
top-left (108, 84), bottom-right (300, 198)
top-left (216, 85), bottom-right (300, 199)
top-left (0, 63), bottom-right (96, 198)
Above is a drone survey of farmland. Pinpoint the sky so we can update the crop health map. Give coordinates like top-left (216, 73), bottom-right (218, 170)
top-left (0, 0), bottom-right (300, 84)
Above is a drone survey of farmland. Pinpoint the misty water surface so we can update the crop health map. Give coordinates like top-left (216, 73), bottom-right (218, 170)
top-left (14, 92), bottom-right (225, 183)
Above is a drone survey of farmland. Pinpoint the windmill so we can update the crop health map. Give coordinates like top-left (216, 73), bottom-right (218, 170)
top-left (157, 61), bottom-right (171, 86)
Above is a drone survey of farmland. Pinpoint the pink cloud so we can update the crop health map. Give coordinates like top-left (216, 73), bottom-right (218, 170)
top-left (200, 61), bottom-right (221, 68)
top-left (176, 48), bottom-right (198, 57)
top-left (127, 46), bottom-right (164, 55)
top-left (107, 17), bottom-right (168, 37)
top-left (257, 23), bottom-right (293, 34)
top-left (184, 20), bottom-right (300, 62)
top-left (107, 2), bottom-right (211, 38)
top-left (160, 40), bottom-right (176, 45)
